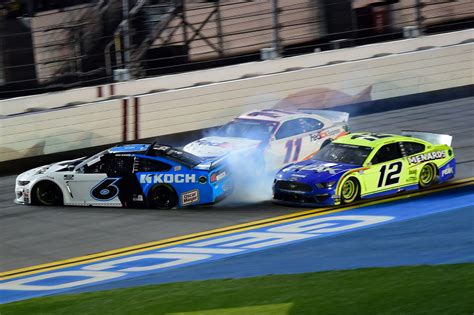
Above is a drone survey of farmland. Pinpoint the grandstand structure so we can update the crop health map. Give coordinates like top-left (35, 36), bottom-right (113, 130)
top-left (0, 0), bottom-right (472, 97)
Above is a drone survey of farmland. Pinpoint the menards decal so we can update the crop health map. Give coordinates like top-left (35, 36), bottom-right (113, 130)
top-left (408, 151), bottom-right (446, 165)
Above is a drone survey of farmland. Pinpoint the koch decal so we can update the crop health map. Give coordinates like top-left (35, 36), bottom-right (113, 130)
top-left (139, 174), bottom-right (196, 184)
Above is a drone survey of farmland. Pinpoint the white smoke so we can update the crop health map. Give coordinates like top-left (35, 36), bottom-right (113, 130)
top-left (220, 151), bottom-right (278, 206)
top-left (198, 122), bottom-right (287, 206)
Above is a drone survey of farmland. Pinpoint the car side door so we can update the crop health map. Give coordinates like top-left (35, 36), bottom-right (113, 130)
top-left (362, 142), bottom-right (409, 196)
top-left (400, 141), bottom-right (426, 184)
top-left (134, 156), bottom-right (173, 197)
top-left (266, 118), bottom-right (323, 169)
top-left (67, 155), bottom-right (134, 206)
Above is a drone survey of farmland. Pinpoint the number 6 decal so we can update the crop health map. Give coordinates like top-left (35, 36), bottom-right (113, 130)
top-left (91, 178), bottom-right (121, 201)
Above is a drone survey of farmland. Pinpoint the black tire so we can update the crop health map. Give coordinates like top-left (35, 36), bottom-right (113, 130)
top-left (340, 177), bottom-right (360, 204)
top-left (33, 181), bottom-right (63, 206)
top-left (419, 163), bottom-right (437, 188)
top-left (148, 184), bottom-right (178, 209)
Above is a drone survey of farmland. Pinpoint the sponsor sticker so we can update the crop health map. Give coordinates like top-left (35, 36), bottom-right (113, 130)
top-left (441, 166), bottom-right (454, 176)
top-left (407, 151), bottom-right (446, 165)
top-left (181, 189), bottom-right (200, 206)
top-left (23, 188), bottom-right (29, 203)
top-left (216, 171), bottom-right (226, 181)
top-left (139, 174), bottom-right (196, 184)
top-left (310, 129), bottom-right (340, 142)
top-left (132, 195), bottom-right (144, 202)
top-left (310, 131), bottom-right (327, 142)
top-left (304, 164), bottom-right (337, 175)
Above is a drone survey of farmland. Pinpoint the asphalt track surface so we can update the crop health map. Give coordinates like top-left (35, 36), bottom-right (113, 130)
top-left (68, 187), bottom-right (474, 294)
top-left (1, 97), bottom-right (473, 272)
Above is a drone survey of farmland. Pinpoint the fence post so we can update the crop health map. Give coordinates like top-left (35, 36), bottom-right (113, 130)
top-left (271, 0), bottom-right (281, 57)
top-left (415, 0), bottom-right (424, 35)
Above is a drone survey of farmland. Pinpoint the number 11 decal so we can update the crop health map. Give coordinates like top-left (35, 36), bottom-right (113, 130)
top-left (284, 138), bottom-right (302, 163)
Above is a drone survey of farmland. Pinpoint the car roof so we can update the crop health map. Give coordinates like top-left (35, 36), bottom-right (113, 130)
top-left (237, 109), bottom-right (324, 123)
top-left (108, 144), bottom-right (150, 153)
top-left (334, 132), bottom-right (426, 148)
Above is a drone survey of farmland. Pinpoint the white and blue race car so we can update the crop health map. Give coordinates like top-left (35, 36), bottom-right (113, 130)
top-left (15, 143), bottom-right (232, 209)
top-left (184, 109), bottom-right (349, 172)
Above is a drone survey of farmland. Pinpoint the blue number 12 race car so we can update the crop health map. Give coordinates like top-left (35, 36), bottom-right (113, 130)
top-left (15, 143), bottom-right (232, 209)
top-left (273, 131), bottom-right (455, 206)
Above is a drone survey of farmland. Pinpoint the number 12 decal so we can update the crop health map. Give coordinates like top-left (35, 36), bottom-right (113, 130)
top-left (377, 161), bottom-right (402, 188)
top-left (284, 138), bottom-right (302, 163)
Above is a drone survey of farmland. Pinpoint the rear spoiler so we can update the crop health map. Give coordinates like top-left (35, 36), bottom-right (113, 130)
top-left (209, 154), bottom-right (228, 171)
top-left (401, 130), bottom-right (452, 146)
top-left (298, 109), bottom-right (349, 123)
top-left (194, 153), bottom-right (229, 171)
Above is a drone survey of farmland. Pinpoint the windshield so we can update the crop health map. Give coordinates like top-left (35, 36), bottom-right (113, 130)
top-left (313, 143), bottom-right (372, 165)
top-left (74, 149), bottom-right (108, 170)
top-left (217, 119), bottom-right (278, 141)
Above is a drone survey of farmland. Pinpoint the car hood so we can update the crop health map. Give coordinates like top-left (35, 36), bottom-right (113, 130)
top-left (16, 157), bottom-right (85, 181)
top-left (276, 159), bottom-right (360, 183)
top-left (183, 136), bottom-right (261, 158)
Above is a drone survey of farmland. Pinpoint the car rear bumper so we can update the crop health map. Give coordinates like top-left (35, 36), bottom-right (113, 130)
top-left (210, 178), bottom-right (234, 204)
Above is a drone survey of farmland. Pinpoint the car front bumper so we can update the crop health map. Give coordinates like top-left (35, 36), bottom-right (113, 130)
top-left (273, 181), bottom-right (340, 206)
top-left (14, 185), bottom-right (30, 205)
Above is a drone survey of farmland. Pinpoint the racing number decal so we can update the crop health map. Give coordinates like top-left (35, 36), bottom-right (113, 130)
top-left (352, 133), bottom-right (391, 141)
top-left (377, 161), bottom-right (402, 188)
top-left (90, 178), bottom-right (121, 201)
top-left (284, 138), bottom-right (302, 163)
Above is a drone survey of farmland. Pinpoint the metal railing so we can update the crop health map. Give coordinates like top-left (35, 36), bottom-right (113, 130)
top-left (0, 0), bottom-right (472, 96)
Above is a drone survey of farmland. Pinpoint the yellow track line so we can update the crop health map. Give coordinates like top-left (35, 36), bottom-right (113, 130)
top-left (1, 177), bottom-right (472, 281)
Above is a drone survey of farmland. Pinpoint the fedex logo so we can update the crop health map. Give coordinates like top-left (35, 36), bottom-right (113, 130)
top-left (197, 140), bottom-right (233, 148)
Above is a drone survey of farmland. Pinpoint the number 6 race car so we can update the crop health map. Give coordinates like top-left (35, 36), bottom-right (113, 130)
top-left (15, 143), bottom-right (232, 209)
top-left (183, 109), bottom-right (349, 172)
top-left (273, 131), bottom-right (455, 206)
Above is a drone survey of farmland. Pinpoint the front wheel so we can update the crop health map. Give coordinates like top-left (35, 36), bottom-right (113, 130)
top-left (148, 184), bottom-right (178, 209)
top-left (419, 163), bottom-right (437, 188)
top-left (341, 177), bottom-right (360, 204)
top-left (33, 181), bottom-right (63, 206)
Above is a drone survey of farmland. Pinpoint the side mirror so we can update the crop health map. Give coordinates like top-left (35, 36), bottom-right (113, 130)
top-left (68, 165), bottom-right (75, 171)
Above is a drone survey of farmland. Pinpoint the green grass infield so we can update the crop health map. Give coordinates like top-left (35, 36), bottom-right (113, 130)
top-left (1, 263), bottom-right (473, 315)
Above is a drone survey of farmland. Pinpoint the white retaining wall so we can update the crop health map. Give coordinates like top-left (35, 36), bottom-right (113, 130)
top-left (0, 42), bottom-right (472, 162)
top-left (1, 29), bottom-right (472, 116)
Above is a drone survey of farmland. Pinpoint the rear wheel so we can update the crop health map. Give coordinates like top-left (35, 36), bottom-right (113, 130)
top-left (148, 184), bottom-right (178, 209)
top-left (341, 177), bottom-right (359, 204)
top-left (419, 163), bottom-right (437, 188)
top-left (33, 181), bottom-right (63, 206)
